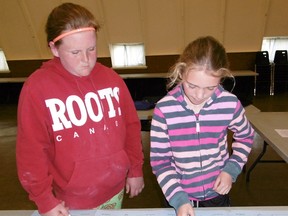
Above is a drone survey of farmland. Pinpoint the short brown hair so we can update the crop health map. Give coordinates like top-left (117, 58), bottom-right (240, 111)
top-left (45, 2), bottom-right (100, 46)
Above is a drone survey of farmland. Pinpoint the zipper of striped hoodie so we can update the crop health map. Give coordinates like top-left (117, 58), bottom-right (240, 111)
top-left (195, 113), bottom-right (200, 133)
top-left (195, 113), bottom-right (206, 200)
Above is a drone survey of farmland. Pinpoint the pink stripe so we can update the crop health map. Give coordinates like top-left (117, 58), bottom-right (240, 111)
top-left (199, 126), bottom-right (225, 133)
top-left (169, 140), bottom-right (197, 147)
top-left (161, 105), bottom-right (184, 113)
top-left (167, 116), bottom-right (195, 125)
top-left (185, 181), bottom-right (214, 194)
top-left (200, 137), bottom-right (221, 144)
top-left (169, 138), bottom-right (222, 147)
top-left (209, 101), bottom-right (235, 109)
top-left (169, 128), bottom-right (196, 136)
top-left (168, 125), bottom-right (229, 135)
top-left (153, 107), bottom-right (164, 117)
top-left (181, 171), bottom-right (219, 185)
top-left (150, 159), bottom-right (170, 167)
top-left (201, 113), bottom-right (233, 121)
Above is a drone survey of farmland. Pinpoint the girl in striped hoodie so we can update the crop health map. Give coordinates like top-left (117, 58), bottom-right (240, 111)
top-left (150, 36), bottom-right (254, 216)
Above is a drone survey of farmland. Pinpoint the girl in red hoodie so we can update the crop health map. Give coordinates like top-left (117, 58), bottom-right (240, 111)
top-left (16, 3), bottom-right (144, 216)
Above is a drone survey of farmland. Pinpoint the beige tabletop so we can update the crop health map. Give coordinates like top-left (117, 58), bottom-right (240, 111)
top-left (247, 112), bottom-right (288, 163)
top-left (0, 77), bottom-right (27, 83)
top-left (231, 70), bottom-right (258, 77)
top-left (137, 109), bottom-right (154, 120)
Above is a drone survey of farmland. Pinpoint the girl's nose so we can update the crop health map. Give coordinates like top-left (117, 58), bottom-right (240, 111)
top-left (195, 88), bottom-right (205, 100)
top-left (81, 52), bottom-right (89, 62)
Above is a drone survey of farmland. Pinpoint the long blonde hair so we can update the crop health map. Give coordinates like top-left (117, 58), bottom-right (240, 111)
top-left (168, 36), bottom-right (232, 89)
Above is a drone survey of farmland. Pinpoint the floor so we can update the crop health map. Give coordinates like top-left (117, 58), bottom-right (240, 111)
top-left (0, 91), bottom-right (288, 211)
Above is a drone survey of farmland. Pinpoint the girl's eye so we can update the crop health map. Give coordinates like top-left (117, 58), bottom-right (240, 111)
top-left (186, 83), bottom-right (196, 89)
top-left (207, 87), bottom-right (215, 91)
top-left (71, 50), bottom-right (80, 55)
top-left (88, 46), bottom-right (96, 52)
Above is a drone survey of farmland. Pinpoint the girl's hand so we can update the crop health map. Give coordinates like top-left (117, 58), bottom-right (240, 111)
top-left (125, 177), bottom-right (144, 198)
top-left (41, 201), bottom-right (70, 216)
top-left (177, 203), bottom-right (195, 216)
top-left (213, 171), bottom-right (232, 195)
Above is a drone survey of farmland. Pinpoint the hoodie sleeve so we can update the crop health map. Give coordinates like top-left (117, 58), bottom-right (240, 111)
top-left (224, 100), bottom-right (255, 182)
top-left (150, 105), bottom-right (190, 211)
top-left (16, 79), bottom-right (61, 214)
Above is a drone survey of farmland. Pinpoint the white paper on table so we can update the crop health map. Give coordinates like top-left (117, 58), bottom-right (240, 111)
top-left (275, 129), bottom-right (288, 137)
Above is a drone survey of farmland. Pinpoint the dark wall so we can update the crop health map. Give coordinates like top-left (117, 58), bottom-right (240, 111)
top-left (3, 52), bottom-right (256, 78)
top-left (1, 52), bottom-right (257, 104)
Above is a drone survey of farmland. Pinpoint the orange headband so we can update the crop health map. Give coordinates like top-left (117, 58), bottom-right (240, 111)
top-left (52, 27), bottom-right (95, 43)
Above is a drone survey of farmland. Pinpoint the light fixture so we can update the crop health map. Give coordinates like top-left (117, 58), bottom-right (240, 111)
top-left (0, 48), bottom-right (10, 73)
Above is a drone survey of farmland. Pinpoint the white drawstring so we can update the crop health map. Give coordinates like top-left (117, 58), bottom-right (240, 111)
top-left (191, 200), bottom-right (199, 208)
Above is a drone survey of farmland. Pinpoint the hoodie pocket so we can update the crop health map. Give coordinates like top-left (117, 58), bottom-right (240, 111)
top-left (62, 150), bottom-right (130, 196)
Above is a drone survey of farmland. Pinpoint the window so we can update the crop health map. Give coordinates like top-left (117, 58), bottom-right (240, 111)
top-left (0, 48), bottom-right (10, 73)
top-left (261, 37), bottom-right (288, 63)
top-left (109, 43), bottom-right (146, 69)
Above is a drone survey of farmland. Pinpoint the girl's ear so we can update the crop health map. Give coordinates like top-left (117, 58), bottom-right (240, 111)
top-left (49, 41), bottom-right (59, 57)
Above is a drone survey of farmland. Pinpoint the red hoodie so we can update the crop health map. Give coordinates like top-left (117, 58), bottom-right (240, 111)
top-left (16, 57), bottom-right (143, 213)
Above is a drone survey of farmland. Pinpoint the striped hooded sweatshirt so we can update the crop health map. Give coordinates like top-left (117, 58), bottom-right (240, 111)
top-left (150, 84), bottom-right (254, 211)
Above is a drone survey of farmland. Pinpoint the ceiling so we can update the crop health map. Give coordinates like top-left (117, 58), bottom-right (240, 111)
top-left (0, 0), bottom-right (288, 60)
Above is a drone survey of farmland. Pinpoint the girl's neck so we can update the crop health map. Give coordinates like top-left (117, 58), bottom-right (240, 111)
top-left (184, 94), bottom-right (208, 114)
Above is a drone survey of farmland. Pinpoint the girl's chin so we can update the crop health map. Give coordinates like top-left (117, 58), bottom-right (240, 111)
top-left (77, 69), bottom-right (92, 76)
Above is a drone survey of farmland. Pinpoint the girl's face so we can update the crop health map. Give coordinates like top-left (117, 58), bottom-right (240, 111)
top-left (183, 68), bottom-right (221, 105)
top-left (50, 30), bottom-right (97, 77)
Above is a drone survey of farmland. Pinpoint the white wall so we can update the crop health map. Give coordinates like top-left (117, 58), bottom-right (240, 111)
top-left (0, 0), bottom-right (287, 60)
